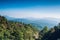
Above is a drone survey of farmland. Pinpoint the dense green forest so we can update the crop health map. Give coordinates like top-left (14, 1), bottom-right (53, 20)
top-left (0, 15), bottom-right (60, 40)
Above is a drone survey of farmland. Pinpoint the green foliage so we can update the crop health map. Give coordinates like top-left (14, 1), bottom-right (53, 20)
top-left (38, 26), bottom-right (48, 40)
top-left (0, 16), bottom-right (38, 40)
top-left (1, 16), bottom-right (60, 40)
top-left (38, 23), bottom-right (60, 40)
top-left (42, 26), bottom-right (48, 33)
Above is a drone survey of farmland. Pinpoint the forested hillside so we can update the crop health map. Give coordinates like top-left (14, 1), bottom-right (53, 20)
top-left (0, 16), bottom-right (60, 40)
top-left (41, 24), bottom-right (60, 40)
top-left (0, 16), bottom-right (38, 40)
top-left (38, 23), bottom-right (60, 40)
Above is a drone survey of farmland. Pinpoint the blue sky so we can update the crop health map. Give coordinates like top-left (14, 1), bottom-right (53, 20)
top-left (0, 0), bottom-right (60, 18)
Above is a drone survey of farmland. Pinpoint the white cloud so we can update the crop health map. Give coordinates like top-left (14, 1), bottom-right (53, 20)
top-left (0, 6), bottom-right (60, 18)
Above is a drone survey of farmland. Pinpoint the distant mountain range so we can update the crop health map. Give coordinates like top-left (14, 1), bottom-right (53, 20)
top-left (5, 16), bottom-right (60, 29)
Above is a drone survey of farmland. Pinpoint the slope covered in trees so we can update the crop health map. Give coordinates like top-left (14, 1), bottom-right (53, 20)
top-left (0, 16), bottom-right (38, 40)
top-left (38, 23), bottom-right (60, 40)
top-left (0, 15), bottom-right (60, 40)
top-left (41, 24), bottom-right (60, 40)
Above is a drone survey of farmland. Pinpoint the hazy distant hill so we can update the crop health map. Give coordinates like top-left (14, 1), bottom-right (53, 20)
top-left (5, 16), bottom-right (59, 29)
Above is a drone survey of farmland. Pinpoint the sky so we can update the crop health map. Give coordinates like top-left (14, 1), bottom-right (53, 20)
top-left (0, 0), bottom-right (60, 18)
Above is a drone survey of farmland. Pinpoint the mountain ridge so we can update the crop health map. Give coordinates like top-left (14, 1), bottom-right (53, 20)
top-left (5, 16), bottom-right (60, 29)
